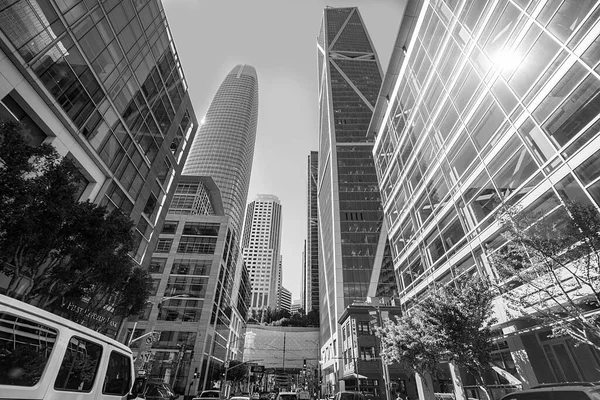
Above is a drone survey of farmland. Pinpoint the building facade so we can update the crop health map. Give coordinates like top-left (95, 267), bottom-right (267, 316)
top-left (128, 175), bottom-right (251, 394)
top-left (242, 194), bottom-right (283, 310)
top-left (371, 0), bottom-right (600, 394)
top-left (305, 151), bottom-right (320, 313)
top-left (0, 0), bottom-right (197, 333)
top-left (338, 300), bottom-right (414, 400)
top-left (183, 64), bottom-right (258, 240)
top-left (278, 286), bottom-right (292, 313)
top-left (291, 299), bottom-right (302, 315)
top-left (316, 7), bottom-right (398, 392)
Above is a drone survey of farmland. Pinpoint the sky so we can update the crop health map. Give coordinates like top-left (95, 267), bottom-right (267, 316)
top-left (163, 0), bottom-right (404, 300)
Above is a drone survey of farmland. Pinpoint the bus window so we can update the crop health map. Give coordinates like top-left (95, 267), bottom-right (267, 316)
top-left (103, 351), bottom-right (132, 395)
top-left (54, 336), bottom-right (103, 392)
top-left (0, 312), bottom-right (57, 386)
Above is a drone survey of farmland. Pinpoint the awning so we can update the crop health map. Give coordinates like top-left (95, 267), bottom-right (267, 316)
top-left (340, 372), bottom-right (368, 380)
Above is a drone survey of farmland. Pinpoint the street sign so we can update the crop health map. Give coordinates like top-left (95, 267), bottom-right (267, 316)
top-left (138, 370), bottom-right (146, 376)
top-left (225, 360), bottom-right (230, 368)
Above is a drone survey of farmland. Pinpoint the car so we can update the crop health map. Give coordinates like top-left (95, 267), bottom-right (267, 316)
top-left (131, 377), bottom-right (179, 400)
top-left (500, 382), bottom-right (600, 400)
top-left (333, 391), bottom-right (367, 400)
top-left (277, 392), bottom-right (299, 400)
top-left (193, 390), bottom-right (223, 400)
top-left (230, 396), bottom-right (251, 400)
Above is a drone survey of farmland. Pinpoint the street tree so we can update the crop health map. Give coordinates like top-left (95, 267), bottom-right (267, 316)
top-left (0, 119), bottom-right (152, 329)
top-left (490, 201), bottom-right (600, 350)
top-left (220, 360), bottom-right (249, 394)
top-left (376, 308), bottom-right (440, 400)
top-left (421, 277), bottom-right (497, 400)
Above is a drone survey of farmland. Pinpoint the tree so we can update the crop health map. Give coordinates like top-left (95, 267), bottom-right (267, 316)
top-left (219, 360), bottom-right (249, 394)
top-left (377, 309), bottom-right (440, 400)
top-left (0, 119), bottom-right (152, 328)
top-left (490, 201), bottom-right (600, 350)
top-left (421, 277), bottom-right (497, 400)
top-left (376, 277), bottom-right (498, 400)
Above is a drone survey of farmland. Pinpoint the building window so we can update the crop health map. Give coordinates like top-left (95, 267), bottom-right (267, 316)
top-left (357, 321), bottom-right (372, 336)
top-left (156, 238), bottom-right (173, 253)
top-left (149, 258), bottom-right (167, 273)
top-left (177, 237), bottom-right (217, 254)
top-left (161, 221), bottom-right (178, 234)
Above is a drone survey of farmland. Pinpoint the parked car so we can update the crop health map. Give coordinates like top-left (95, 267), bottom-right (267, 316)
top-left (500, 382), bottom-right (600, 400)
top-left (193, 390), bottom-right (223, 400)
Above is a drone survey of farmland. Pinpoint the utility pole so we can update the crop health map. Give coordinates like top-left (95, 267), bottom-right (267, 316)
top-left (282, 332), bottom-right (286, 371)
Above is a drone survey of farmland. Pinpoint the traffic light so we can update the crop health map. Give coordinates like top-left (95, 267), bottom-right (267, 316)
top-left (193, 367), bottom-right (199, 379)
top-left (303, 359), bottom-right (307, 369)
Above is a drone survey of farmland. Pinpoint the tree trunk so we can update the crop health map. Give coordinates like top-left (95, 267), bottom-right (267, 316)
top-left (415, 372), bottom-right (435, 400)
top-left (449, 363), bottom-right (467, 400)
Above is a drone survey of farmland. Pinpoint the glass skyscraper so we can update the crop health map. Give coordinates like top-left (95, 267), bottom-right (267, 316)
top-left (317, 7), bottom-right (397, 392)
top-left (183, 64), bottom-right (259, 240)
top-left (372, 0), bottom-right (600, 393)
top-left (305, 151), bottom-right (320, 313)
top-left (0, 0), bottom-right (197, 331)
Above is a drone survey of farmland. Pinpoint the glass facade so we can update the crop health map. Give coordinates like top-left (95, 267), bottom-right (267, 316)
top-left (0, 0), bottom-right (197, 265)
top-left (241, 194), bottom-right (282, 310)
top-left (306, 151), bottom-right (320, 312)
top-left (317, 7), bottom-right (395, 391)
top-left (373, 0), bottom-right (600, 386)
top-left (183, 64), bottom-right (258, 240)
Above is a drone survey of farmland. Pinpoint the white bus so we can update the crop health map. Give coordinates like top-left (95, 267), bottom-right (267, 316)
top-left (0, 294), bottom-right (135, 399)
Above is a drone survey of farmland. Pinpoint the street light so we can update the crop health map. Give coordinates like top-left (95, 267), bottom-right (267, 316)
top-left (127, 294), bottom-right (190, 346)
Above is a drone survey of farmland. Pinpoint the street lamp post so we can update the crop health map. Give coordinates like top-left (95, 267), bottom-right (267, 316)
top-left (127, 294), bottom-right (190, 346)
top-left (129, 294), bottom-right (190, 377)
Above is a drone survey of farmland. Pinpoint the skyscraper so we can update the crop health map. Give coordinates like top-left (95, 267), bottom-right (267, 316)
top-left (317, 7), bottom-right (396, 393)
top-left (0, 0), bottom-right (197, 332)
top-left (372, 0), bottom-right (600, 391)
top-left (134, 175), bottom-right (250, 393)
top-left (183, 64), bottom-right (258, 239)
top-left (242, 194), bottom-right (282, 310)
top-left (305, 151), bottom-right (320, 313)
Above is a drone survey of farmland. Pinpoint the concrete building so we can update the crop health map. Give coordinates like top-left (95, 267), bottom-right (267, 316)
top-left (278, 286), bottom-right (292, 313)
top-left (371, 0), bottom-right (600, 396)
top-left (305, 151), bottom-right (320, 313)
top-left (316, 6), bottom-right (399, 393)
top-left (130, 175), bottom-right (250, 394)
top-left (242, 194), bottom-right (283, 310)
top-left (183, 64), bottom-right (258, 240)
top-left (0, 0), bottom-right (197, 335)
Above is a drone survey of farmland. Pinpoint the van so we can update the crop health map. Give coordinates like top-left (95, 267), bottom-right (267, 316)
top-left (0, 294), bottom-right (135, 399)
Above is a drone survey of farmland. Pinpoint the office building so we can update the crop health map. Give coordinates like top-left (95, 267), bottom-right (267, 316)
top-left (278, 286), bottom-right (292, 313)
top-left (183, 64), bottom-right (258, 240)
top-left (305, 151), bottom-right (320, 313)
top-left (0, 0), bottom-right (197, 333)
top-left (129, 175), bottom-right (251, 393)
top-left (291, 299), bottom-right (302, 315)
top-left (371, 0), bottom-right (600, 394)
top-left (316, 6), bottom-right (398, 393)
top-left (242, 194), bottom-right (283, 310)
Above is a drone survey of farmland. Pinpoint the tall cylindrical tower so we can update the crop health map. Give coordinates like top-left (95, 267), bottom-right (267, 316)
top-left (183, 64), bottom-right (258, 239)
